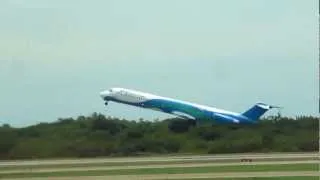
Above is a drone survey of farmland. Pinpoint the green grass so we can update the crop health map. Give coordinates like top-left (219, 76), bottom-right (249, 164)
top-left (159, 177), bottom-right (319, 180)
top-left (235, 178), bottom-right (318, 180)
top-left (0, 163), bottom-right (317, 179)
top-left (0, 157), bottom-right (317, 171)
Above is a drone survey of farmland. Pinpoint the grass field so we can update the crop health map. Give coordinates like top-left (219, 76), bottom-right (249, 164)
top-left (157, 178), bottom-right (319, 180)
top-left (0, 163), bottom-right (318, 179)
top-left (0, 153), bottom-right (318, 179)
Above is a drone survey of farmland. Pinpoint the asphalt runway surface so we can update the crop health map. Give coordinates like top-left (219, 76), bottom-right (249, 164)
top-left (1, 153), bottom-right (318, 180)
top-left (0, 152), bottom-right (317, 166)
top-left (0, 160), bottom-right (317, 174)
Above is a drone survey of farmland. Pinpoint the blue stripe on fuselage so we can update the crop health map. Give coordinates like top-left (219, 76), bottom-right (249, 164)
top-left (104, 97), bottom-right (255, 124)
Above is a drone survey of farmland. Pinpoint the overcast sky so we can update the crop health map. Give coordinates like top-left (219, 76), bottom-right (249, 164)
top-left (0, 0), bottom-right (318, 127)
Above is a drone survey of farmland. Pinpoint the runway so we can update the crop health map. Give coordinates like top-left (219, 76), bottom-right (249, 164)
top-left (0, 152), bottom-right (318, 180)
top-left (0, 160), bottom-right (317, 174)
top-left (1, 152), bottom-right (317, 166)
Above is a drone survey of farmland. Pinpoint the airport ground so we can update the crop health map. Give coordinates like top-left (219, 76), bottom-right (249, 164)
top-left (0, 153), bottom-right (319, 180)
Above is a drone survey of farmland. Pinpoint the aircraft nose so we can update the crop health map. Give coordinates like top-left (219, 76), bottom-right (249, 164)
top-left (99, 90), bottom-right (110, 99)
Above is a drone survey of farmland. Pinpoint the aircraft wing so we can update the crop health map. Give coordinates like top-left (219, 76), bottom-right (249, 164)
top-left (148, 107), bottom-right (196, 120)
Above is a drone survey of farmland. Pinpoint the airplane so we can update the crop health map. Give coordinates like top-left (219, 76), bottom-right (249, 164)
top-left (99, 87), bottom-right (280, 124)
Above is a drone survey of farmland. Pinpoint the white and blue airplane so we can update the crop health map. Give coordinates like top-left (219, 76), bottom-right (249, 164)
top-left (100, 87), bottom-right (279, 124)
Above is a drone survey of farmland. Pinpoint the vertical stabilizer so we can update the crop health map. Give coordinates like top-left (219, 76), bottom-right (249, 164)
top-left (242, 103), bottom-right (279, 121)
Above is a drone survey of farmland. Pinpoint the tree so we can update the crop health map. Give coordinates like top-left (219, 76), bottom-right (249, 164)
top-left (0, 114), bottom-right (318, 159)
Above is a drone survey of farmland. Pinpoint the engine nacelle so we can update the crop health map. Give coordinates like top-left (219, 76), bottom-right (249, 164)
top-left (213, 113), bottom-right (240, 124)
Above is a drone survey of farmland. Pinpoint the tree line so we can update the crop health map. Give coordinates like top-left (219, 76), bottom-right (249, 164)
top-left (0, 113), bottom-right (318, 159)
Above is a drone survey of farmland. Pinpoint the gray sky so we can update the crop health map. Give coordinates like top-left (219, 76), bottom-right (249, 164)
top-left (0, 0), bottom-right (318, 127)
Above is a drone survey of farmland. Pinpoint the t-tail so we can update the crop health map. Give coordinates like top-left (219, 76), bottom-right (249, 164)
top-left (242, 103), bottom-right (281, 121)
